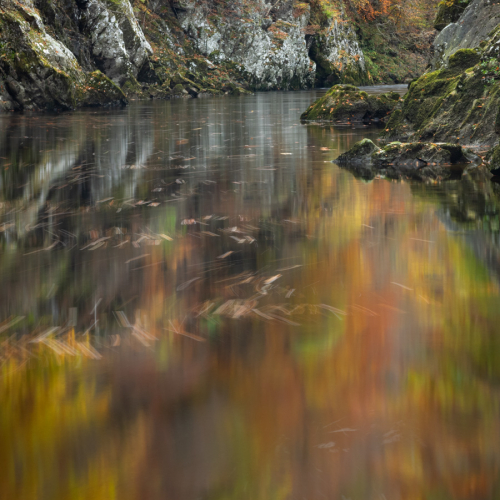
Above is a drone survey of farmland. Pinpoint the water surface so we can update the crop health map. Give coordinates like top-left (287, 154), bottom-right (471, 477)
top-left (1, 89), bottom-right (500, 500)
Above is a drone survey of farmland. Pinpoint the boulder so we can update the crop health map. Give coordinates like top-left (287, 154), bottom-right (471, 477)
top-left (434, 0), bottom-right (471, 31)
top-left (186, 86), bottom-right (199, 97)
top-left (332, 138), bottom-right (380, 163)
top-left (334, 139), bottom-right (481, 180)
top-left (301, 85), bottom-right (400, 123)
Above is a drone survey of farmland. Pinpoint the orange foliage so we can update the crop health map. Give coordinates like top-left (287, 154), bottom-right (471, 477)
top-left (343, 0), bottom-right (438, 27)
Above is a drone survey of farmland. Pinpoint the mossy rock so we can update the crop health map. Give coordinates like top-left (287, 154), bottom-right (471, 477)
top-left (171, 83), bottom-right (187, 95)
top-left (434, 0), bottom-right (471, 31)
top-left (381, 41), bottom-right (500, 146)
top-left (79, 71), bottom-right (127, 107)
top-left (448, 48), bottom-right (480, 71)
top-left (301, 84), bottom-right (400, 123)
top-left (171, 74), bottom-right (186, 86)
top-left (373, 142), bottom-right (478, 166)
top-left (334, 140), bottom-right (480, 180)
top-left (334, 139), bottom-right (381, 164)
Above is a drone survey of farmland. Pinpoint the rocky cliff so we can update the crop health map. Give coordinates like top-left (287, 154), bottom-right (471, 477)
top-left (0, 0), bottom-right (432, 112)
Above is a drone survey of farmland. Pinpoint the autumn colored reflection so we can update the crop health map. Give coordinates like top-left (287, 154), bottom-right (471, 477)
top-left (1, 90), bottom-right (500, 500)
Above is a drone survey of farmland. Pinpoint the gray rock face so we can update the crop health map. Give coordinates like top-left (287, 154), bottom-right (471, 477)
top-left (432, 0), bottom-right (500, 68)
top-left (309, 18), bottom-right (367, 86)
top-left (174, 0), bottom-right (365, 90)
top-left (0, 0), bottom-right (150, 111)
top-left (175, 0), bottom-right (314, 89)
top-left (82, 0), bottom-right (152, 84)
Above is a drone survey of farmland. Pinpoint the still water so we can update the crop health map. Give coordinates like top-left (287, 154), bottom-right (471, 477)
top-left (1, 88), bottom-right (500, 500)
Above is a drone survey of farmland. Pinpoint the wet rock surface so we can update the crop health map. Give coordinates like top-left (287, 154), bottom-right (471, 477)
top-left (300, 84), bottom-right (400, 123)
top-left (334, 139), bottom-right (481, 180)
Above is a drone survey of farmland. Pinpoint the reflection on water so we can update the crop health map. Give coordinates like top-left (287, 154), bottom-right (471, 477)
top-left (1, 90), bottom-right (500, 500)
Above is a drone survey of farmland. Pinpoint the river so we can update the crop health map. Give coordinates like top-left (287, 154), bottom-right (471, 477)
top-left (1, 88), bottom-right (500, 500)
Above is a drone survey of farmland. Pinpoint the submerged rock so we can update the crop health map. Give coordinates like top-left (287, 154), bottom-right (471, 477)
top-left (334, 139), bottom-right (480, 180)
top-left (333, 138), bottom-right (380, 163)
top-left (301, 85), bottom-right (400, 123)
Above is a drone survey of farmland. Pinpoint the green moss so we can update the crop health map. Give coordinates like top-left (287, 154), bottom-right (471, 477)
top-left (79, 71), bottom-right (127, 107)
top-left (121, 76), bottom-right (141, 95)
top-left (448, 49), bottom-right (480, 71)
top-left (171, 83), bottom-right (186, 95)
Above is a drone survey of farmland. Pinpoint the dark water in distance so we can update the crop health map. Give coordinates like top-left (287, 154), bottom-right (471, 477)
top-left (1, 89), bottom-right (500, 500)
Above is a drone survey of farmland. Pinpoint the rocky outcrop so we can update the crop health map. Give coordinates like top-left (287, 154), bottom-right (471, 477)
top-left (381, 42), bottom-right (500, 148)
top-left (378, 0), bottom-right (500, 176)
top-left (173, 0), bottom-right (368, 90)
top-left (0, 0), bottom-right (126, 111)
top-left (304, 5), bottom-right (367, 87)
top-left (300, 84), bottom-right (400, 122)
top-left (432, 0), bottom-right (500, 69)
top-left (82, 0), bottom-right (152, 85)
top-left (0, 0), bottom-right (370, 109)
top-left (0, 0), bottom-right (150, 111)
top-left (334, 139), bottom-right (480, 180)
top-left (180, 3), bottom-right (315, 90)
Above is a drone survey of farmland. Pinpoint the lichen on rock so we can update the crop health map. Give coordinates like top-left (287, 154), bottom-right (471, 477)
top-left (82, 0), bottom-right (152, 85)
